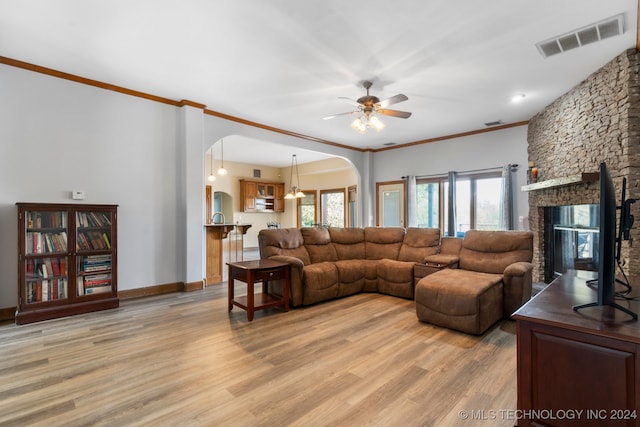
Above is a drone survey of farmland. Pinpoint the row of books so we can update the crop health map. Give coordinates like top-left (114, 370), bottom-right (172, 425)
top-left (79, 254), bottom-right (112, 273)
top-left (77, 231), bottom-right (111, 250)
top-left (26, 279), bottom-right (68, 303)
top-left (26, 211), bottom-right (67, 230)
top-left (26, 257), bottom-right (67, 279)
top-left (26, 232), bottom-right (68, 254)
top-left (77, 274), bottom-right (112, 296)
top-left (76, 211), bottom-right (111, 228)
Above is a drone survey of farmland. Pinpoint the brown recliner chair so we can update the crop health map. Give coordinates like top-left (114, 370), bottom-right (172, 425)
top-left (415, 230), bottom-right (533, 335)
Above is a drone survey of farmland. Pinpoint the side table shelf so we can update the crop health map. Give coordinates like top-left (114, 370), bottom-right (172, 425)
top-left (227, 259), bottom-right (290, 321)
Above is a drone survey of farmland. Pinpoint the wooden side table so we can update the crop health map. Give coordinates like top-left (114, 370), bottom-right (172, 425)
top-left (227, 259), bottom-right (290, 321)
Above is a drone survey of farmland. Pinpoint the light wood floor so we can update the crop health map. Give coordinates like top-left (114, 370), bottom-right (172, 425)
top-left (0, 284), bottom-right (519, 426)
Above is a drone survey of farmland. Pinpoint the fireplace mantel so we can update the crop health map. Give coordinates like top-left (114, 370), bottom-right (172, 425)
top-left (521, 172), bottom-right (599, 192)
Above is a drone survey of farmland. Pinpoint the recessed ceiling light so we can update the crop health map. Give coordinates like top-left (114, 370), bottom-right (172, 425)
top-left (511, 94), bottom-right (526, 103)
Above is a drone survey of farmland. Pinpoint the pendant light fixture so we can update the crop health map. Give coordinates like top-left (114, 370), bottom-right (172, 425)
top-left (284, 154), bottom-right (305, 199)
top-left (207, 148), bottom-right (216, 182)
top-left (217, 139), bottom-right (228, 175)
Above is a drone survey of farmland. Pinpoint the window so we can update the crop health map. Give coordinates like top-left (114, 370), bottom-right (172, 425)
top-left (320, 188), bottom-right (346, 227)
top-left (297, 190), bottom-right (317, 227)
top-left (416, 172), bottom-right (503, 234)
top-left (474, 176), bottom-right (502, 230)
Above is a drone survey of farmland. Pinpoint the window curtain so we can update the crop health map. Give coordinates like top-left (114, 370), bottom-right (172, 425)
top-left (499, 164), bottom-right (514, 230)
top-left (447, 171), bottom-right (457, 237)
top-left (406, 175), bottom-right (417, 227)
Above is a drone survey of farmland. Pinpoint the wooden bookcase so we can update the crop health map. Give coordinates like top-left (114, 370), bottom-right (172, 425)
top-left (16, 203), bottom-right (119, 324)
top-left (240, 180), bottom-right (285, 213)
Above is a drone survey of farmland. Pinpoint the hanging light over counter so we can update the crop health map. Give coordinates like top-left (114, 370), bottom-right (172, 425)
top-left (284, 154), bottom-right (305, 199)
top-left (217, 138), bottom-right (228, 175)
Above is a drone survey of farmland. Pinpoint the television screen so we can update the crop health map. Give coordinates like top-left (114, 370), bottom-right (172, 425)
top-left (573, 162), bottom-right (637, 319)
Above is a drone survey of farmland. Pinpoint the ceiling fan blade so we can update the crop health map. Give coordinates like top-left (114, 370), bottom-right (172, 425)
top-left (322, 111), bottom-right (358, 120)
top-left (377, 109), bottom-right (412, 119)
top-left (338, 96), bottom-right (363, 107)
top-left (377, 94), bottom-right (408, 108)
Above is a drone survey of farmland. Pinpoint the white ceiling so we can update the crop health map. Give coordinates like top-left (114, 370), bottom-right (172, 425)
top-left (1, 1), bottom-right (637, 167)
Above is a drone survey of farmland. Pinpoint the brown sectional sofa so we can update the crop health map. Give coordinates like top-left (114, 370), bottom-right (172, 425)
top-left (415, 230), bottom-right (534, 334)
top-left (258, 226), bottom-right (441, 306)
top-left (258, 226), bottom-right (534, 335)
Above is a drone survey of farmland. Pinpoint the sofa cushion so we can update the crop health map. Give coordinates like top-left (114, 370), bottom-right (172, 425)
top-left (398, 227), bottom-right (440, 262)
top-left (376, 259), bottom-right (415, 299)
top-left (459, 230), bottom-right (533, 274)
top-left (302, 227), bottom-right (338, 263)
top-left (302, 262), bottom-right (339, 305)
top-left (440, 236), bottom-right (463, 255)
top-left (258, 228), bottom-right (311, 265)
top-left (364, 227), bottom-right (405, 260)
top-left (334, 259), bottom-right (366, 297)
top-left (329, 228), bottom-right (365, 260)
top-left (415, 268), bottom-right (503, 334)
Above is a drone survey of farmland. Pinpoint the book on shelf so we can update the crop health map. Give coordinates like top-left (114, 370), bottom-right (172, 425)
top-left (76, 231), bottom-right (111, 250)
top-left (27, 278), bottom-right (68, 303)
top-left (84, 285), bottom-right (111, 294)
top-left (26, 231), bottom-right (68, 254)
top-left (76, 211), bottom-right (112, 228)
top-left (26, 211), bottom-right (67, 229)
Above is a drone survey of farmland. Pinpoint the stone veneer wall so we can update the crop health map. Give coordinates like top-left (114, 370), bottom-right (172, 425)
top-left (527, 48), bottom-right (640, 282)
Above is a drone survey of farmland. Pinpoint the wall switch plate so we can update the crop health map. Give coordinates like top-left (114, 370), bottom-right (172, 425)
top-left (72, 190), bottom-right (85, 200)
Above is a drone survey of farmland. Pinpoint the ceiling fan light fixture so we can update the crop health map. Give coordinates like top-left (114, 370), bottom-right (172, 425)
top-left (351, 112), bottom-right (385, 133)
top-left (329, 81), bottom-right (406, 133)
top-left (351, 117), bottom-right (367, 133)
top-left (369, 115), bottom-right (385, 132)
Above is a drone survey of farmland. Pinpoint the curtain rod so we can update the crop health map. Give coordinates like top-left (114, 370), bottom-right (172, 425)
top-left (403, 164), bottom-right (518, 180)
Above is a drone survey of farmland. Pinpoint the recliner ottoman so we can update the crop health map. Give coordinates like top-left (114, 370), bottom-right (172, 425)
top-left (415, 269), bottom-right (503, 334)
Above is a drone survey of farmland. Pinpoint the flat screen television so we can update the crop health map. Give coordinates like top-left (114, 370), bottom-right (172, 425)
top-left (573, 162), bottom-right (637, 319)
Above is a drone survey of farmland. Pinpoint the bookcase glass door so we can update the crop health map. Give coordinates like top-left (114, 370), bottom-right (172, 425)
top-left (24, 210), bottom-right (69, 303)
top-left (76, 211), bottom-right (113, 296)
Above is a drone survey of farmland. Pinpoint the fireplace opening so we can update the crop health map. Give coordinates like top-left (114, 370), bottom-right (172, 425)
top-left (544, 204), bottom-right (599, 282)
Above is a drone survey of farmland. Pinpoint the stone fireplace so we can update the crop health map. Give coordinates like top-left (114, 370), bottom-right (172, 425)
top-left (526, 48), bottom-right (640, 283)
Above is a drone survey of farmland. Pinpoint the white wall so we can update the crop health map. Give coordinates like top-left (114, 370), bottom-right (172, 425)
top-left (371, 126), bottom-right (530, 229)
top-left (0, 65), bottom-right (182, 307)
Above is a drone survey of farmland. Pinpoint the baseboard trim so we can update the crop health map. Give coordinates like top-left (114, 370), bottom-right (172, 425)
top-left (183, 279), bottom-right (206, 292)
top-left (1, 280), bottom-right (210, 322)
top-left (118, 282), bottom-right (185, 300)
top-left (0, 306), bottom-right (16, 322)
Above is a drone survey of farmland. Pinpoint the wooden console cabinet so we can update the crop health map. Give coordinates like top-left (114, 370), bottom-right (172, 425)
top-left (513, 270), bottom-right (640, 427)
top-left (239, 179), bottom-right (285, 213)
top-left (16, 203), bottom-right (119, 324)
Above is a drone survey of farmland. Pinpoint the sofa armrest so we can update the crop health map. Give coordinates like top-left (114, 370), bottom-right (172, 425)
top-left (267, 255), bottom-right (304, 272)
top-left (266, 255), bottom-right (305, 306)
top-left (503, 262), bottom-right (533, 316)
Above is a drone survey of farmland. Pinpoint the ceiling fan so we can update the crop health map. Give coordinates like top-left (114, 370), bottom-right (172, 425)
top-left (323, 81), bottom-right (412, 132)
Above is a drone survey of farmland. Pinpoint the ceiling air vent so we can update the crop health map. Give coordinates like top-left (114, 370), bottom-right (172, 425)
top-left (485, 120), bottom-right (504, 127)
top-left (535, 14), bottom-right (624, 59)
